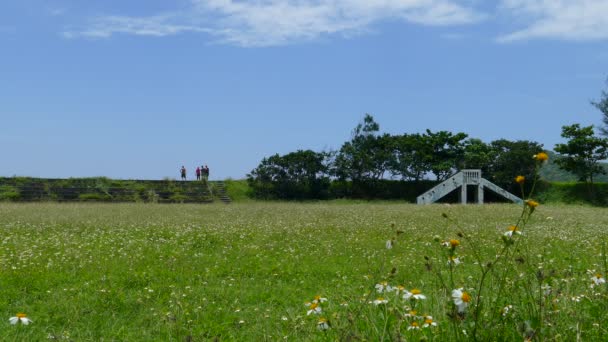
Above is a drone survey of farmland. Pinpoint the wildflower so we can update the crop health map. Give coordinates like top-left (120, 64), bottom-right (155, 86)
top-left (501, 305), bottom-right (513, 317)
top-left (533, 152), bottom-right (549, 162)
top-left (404, 310), bottom-right (419, 318)
top-left (452, 288), bottom-right (471, 313)
top-left (515, 175), bottom-right (525, 184)
top-left (9, 313), bottom-right (32, 325)
top-left (306, 303), bottom-right (322, 315)
top-left (449, 239), bottom-right (460, 248)
top-left (504, 225), bottom-right (522, 237)
top-left (403, 288), bottom-right (426, 300)
top-left (386, 240), bottom-right (393, 249)
top-left (525, 200), bottom-right (539, 208)
top-left (394, 285), bottom-right (406, 294)
top-left (375, 282), bottom-right (393, 293)
top-left (423, 316), bottom-right (438, 328)
top-left (448, 255), bottom-right (462, 265)
top-left (591, 274), bottom-right (606, 287)
top-left (373, 297), bottom-right (388, 305)
top-left (312, 295), bottom-right (327, 304)
top-left (407, 321), bottom-right (420, 330)
top-left (317, 317), bottom-right (330, 330)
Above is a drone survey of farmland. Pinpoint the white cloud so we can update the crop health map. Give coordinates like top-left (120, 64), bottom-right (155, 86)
top-left (66, 0), bottom-right (484, 46)
top-left (498, 0), bottom-right (608, 42)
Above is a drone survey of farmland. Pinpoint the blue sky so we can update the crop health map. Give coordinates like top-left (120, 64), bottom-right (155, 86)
top-left (2, 0), bottom-right (607, 180)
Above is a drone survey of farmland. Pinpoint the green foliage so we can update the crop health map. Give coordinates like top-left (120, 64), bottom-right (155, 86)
top-left (247, 150), bottom-right (331, 199)
top-left (0, 185), bottom-right (20, 201)
top-left (462, 138), bottom-right (493, 170)
top-left (554, 124), bottom-right (608, 184)
top-left (333, 114), bottom-right (393, 181)
top-left (421, 129), bottom-right (468, 181)
top-left (78, 193), bottom-right (112, 201)
top-left (537, 181), bottom-right (608, 206)
top-left (486, 139), bottom-right (544, 189)
top-left (247, 114), bottom-right (553, 201)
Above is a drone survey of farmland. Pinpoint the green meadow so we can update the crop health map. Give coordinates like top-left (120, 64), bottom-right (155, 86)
top-left (1, 202), bottom-right (607, 341)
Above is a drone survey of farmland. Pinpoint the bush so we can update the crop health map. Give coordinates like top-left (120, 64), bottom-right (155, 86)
top-left (0, 185), bottom-right (20, 201)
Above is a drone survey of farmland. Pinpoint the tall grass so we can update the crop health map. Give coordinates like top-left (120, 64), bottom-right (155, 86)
top-left (0, 202), bottom-right (606, 340)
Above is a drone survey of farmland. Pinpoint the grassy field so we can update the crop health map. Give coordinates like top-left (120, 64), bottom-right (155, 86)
top-left (0, 202), bottom-right (607, 341)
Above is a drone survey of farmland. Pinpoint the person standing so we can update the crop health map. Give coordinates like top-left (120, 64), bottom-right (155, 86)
top-left (180, 166), bottom-right (187, 181)
top-left (195, 166), bottom-right (201, 181)
top-left (203, 165), bottom-right (210, 180)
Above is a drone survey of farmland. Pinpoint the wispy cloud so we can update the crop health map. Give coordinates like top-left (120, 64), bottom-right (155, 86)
top-left (498, 0), bottom-right (608, 42)
top-left (65, 0), bottom-right (484, 46)
top-left (63, 14), bottom-right (210, 39)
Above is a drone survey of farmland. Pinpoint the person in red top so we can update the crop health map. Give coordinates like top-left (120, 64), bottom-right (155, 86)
top-left (195, 166), bottom-right (201, 181)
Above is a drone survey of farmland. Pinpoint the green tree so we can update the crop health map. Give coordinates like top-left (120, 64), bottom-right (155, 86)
top-left (390, 133), bottom-right (428, 181)
top-left (486, 139), bottom-right (544, 188)
top-left (554, 124), bottom-right (608, 185)
top-left (422, 129), bottom-right (468, 181)
top-left (592, 78), bottom-right (608, 136)
top-left (247, 150), bottom-right (330, 199)
top-left (462, 138), bottom-right (493, 171)
top-left (333, 114), bottom-right (394, 181)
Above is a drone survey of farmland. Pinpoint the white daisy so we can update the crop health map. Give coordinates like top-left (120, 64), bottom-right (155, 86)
top-left (375, 282), bottom-right (393, 293)
top-left (373, 297), bottom-right (388, 305)
top-left (306, 303), bottom-right (322, 315)
top-left (403, 288), bottom-right (426, 300)
top-left (504, 225), bottom-right (522, 237)
top-left (9, 313), bottom-right (32, 325)
top-left (422, 316), bottom-right (438, 328)
top-left (407, 322), bottom-right (420, 330)
top-left (386, 240), bottom-right (393, 249)
top-left (452, 288), bottom-right (471, 313)
top-left (591, 274), bottom-right (606, 287)
top-left (317, 317), bottom-right (330, 330)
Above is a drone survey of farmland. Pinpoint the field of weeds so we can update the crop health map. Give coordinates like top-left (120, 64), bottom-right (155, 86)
top-left (0, 202), bottom-right (607, 340)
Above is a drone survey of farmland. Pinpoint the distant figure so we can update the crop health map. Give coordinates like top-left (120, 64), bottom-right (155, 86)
top-left (195, 166), bottom-right (201, 181)
top-left (203, 165), bottom-right (210, 181)
top-left (180, 166), bottom-right (187, 181)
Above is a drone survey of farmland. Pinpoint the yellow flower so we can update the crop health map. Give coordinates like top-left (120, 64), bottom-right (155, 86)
top-left (515, 175), bottom-right (525, 184)
top-left (533, 152), bottom-right (549, 161)
top-left (525, 200), bottom-right (539, 208)
top-left (449, 239), bottom-right (460, 248)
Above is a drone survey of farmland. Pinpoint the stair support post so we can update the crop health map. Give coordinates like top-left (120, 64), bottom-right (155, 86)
top-left (460, 183), bottom-right (467, 204)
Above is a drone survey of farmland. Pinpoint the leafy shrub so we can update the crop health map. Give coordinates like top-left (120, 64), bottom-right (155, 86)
top-left (0, 185), bottom-right (20, 201)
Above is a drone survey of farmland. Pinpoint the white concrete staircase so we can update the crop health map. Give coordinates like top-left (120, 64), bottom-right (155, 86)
top-left (416, 170), bottom-right (523, 205)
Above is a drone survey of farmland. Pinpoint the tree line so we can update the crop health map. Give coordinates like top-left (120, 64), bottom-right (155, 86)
top-left (248, 82), bottom-right (608, 201)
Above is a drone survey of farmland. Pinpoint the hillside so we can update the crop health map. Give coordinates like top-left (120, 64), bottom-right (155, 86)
top-left (539, 151), bottom-right (608, 182)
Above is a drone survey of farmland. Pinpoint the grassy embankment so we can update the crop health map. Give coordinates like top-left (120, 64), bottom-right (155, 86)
top-left (2, 177), bottom-right (608, 205)
top-left (0, 202), bottom-right (607, 340)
